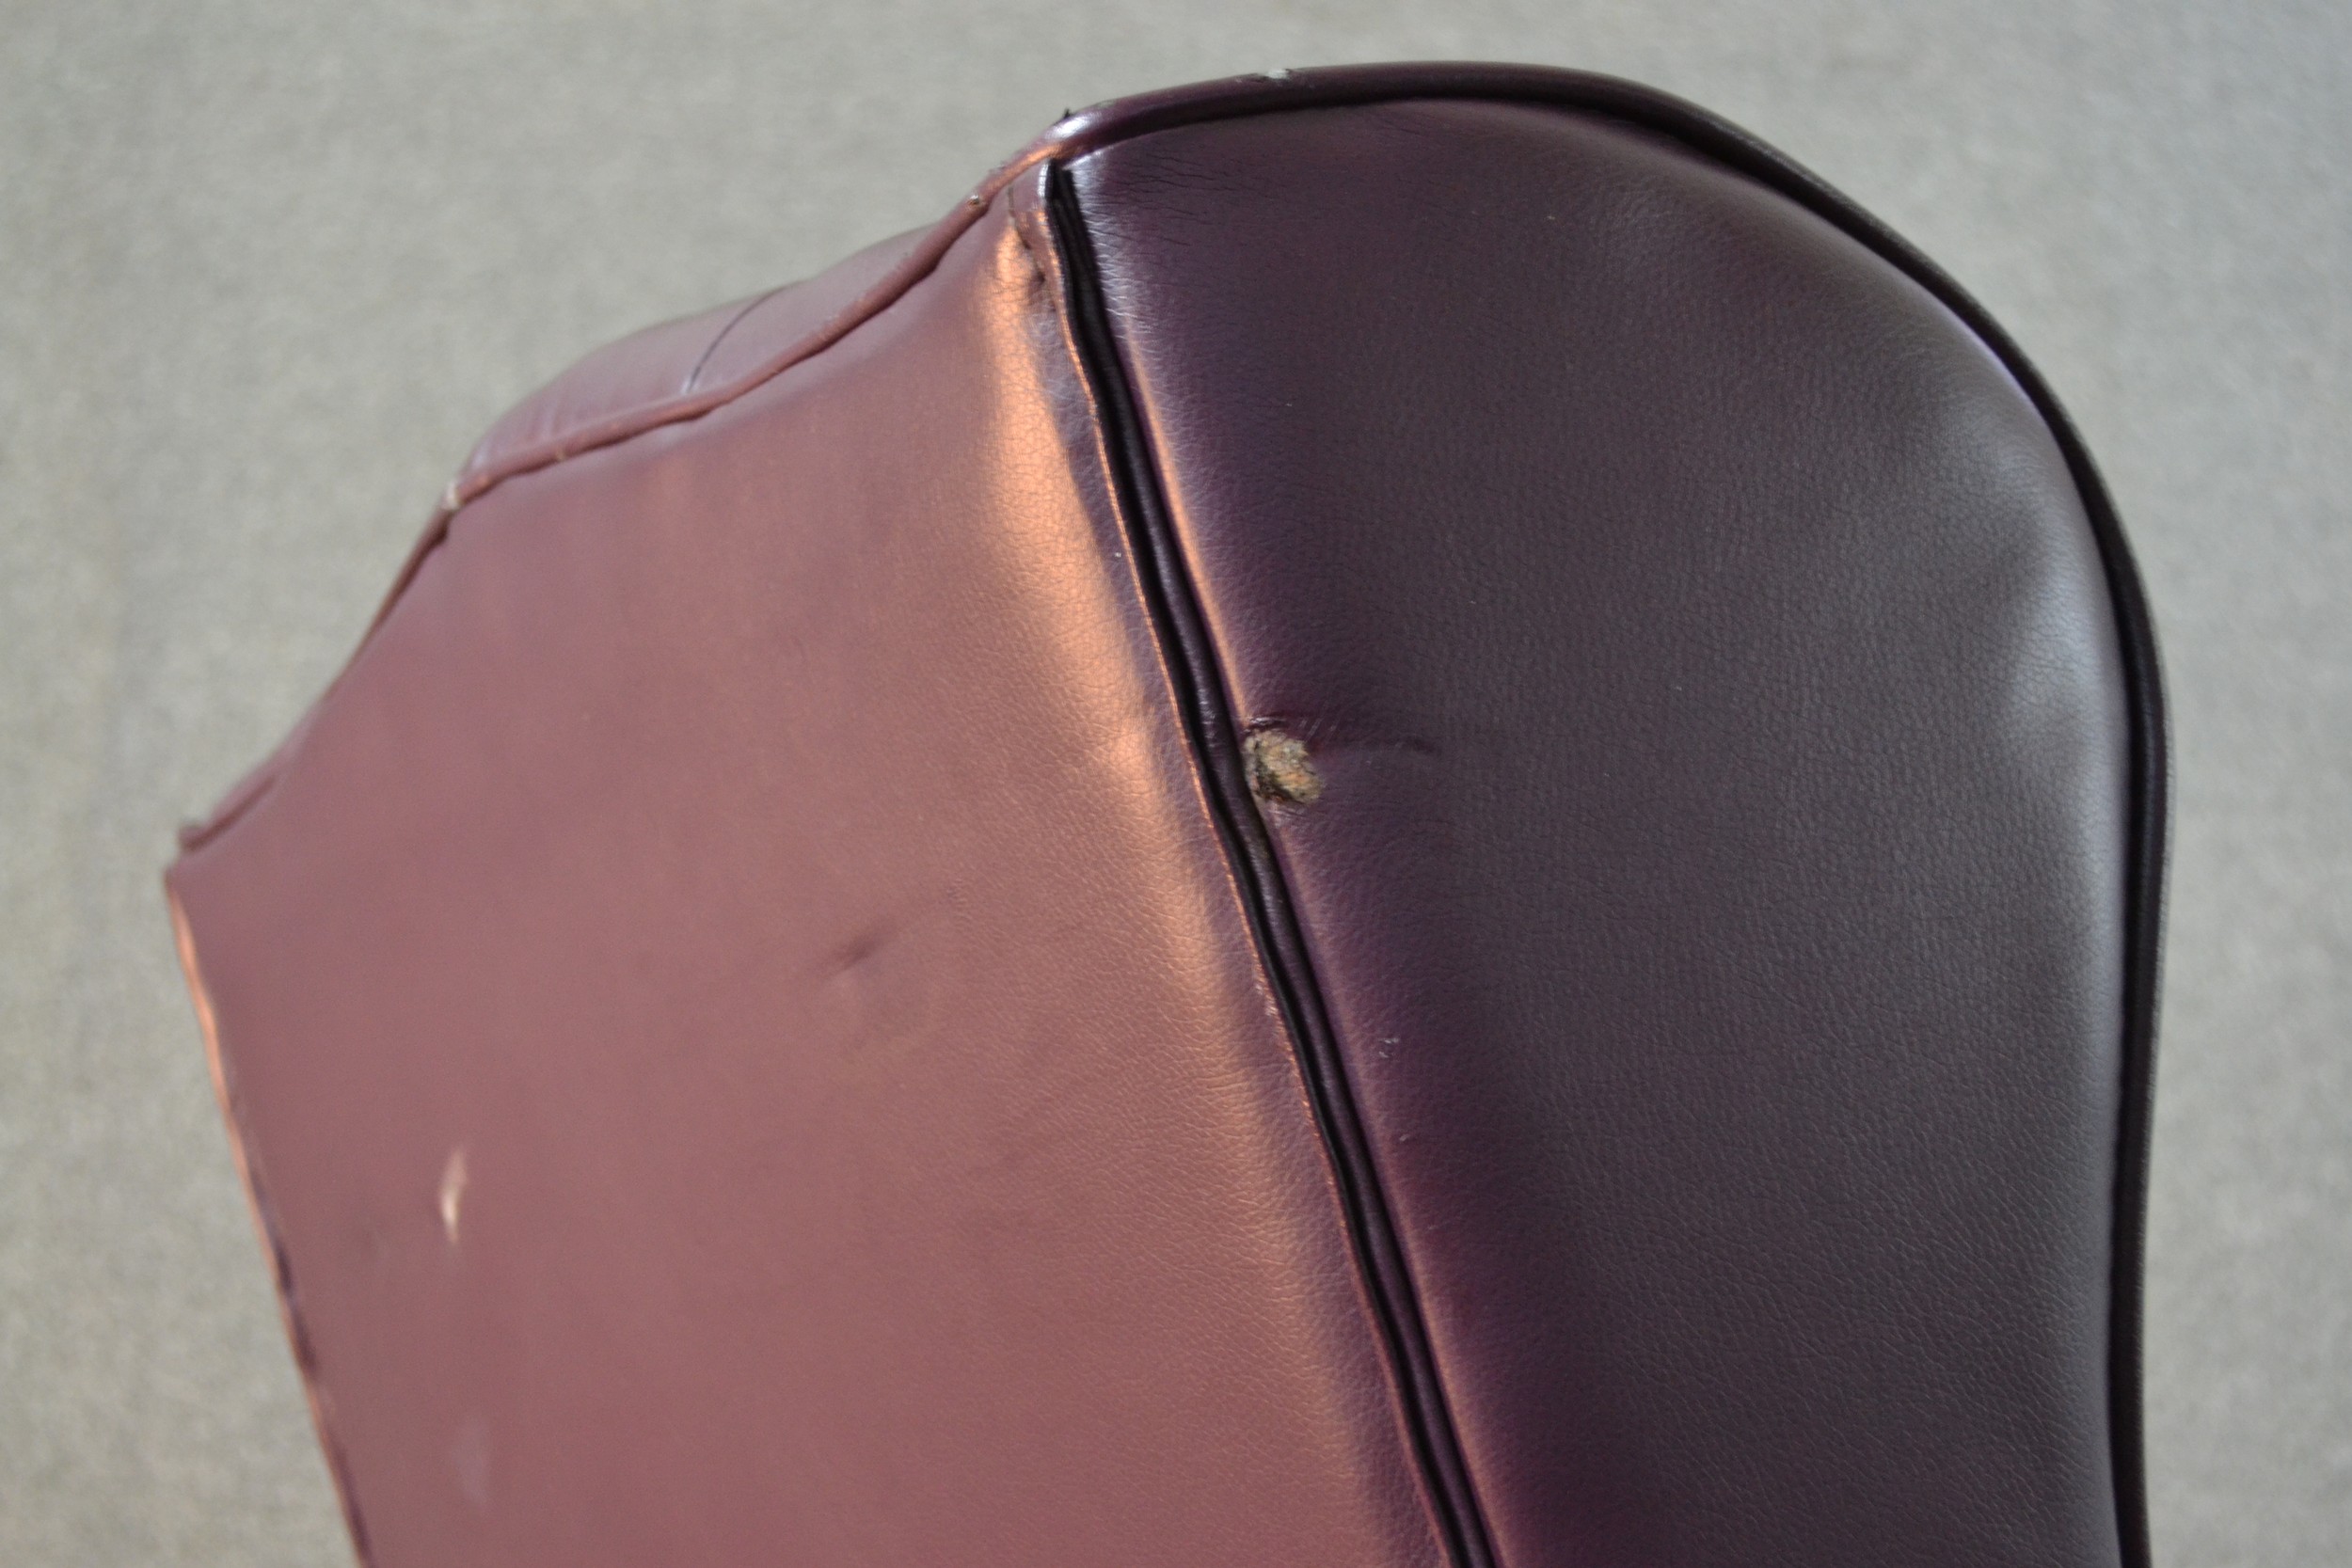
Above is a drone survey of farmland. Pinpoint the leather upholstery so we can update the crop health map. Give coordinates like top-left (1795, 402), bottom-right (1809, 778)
top-left (167, 64), bottom-right (2164, 1568)
top-left (1067, 100), bottom-right (2139, 1568)
top-left (454, 227), bottom-right (926, 495)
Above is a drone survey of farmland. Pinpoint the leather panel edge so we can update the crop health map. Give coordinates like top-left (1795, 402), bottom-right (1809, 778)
top-left (167, 878), bottom-right (378, 1567)
top-left (1028, 162), bottom-right (1499, 1568)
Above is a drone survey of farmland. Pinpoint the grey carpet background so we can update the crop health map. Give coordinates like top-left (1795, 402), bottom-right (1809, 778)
top-left (2, 2), bottom-right (2344, 1562)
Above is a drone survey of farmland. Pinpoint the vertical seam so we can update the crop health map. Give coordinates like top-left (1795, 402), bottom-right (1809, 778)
top-left (1040, 161), bottom-right (1500, 1568)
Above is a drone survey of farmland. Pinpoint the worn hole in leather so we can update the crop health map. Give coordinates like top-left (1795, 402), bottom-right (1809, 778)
top-left (1244, 724), bottom-right (1323, 805)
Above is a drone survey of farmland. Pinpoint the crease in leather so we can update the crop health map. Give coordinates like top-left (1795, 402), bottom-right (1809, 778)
top-left (681, 285), bottom-right (788, 392)
top-left (1036, 160), bottom-right (1498, 1568)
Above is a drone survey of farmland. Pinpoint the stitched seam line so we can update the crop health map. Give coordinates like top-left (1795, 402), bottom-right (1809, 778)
top-left (1042, 162), bottom-right (1499, 1568)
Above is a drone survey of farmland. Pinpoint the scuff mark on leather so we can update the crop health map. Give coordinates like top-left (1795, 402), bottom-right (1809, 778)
top-left (438, 1148), bottom-right (468, 1246)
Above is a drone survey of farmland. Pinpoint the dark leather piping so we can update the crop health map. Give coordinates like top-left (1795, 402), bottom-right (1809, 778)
top-left (1042, 162), bottom-right (1500, 1568)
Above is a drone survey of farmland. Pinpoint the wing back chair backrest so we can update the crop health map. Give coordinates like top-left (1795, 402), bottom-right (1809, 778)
top-left (167, 63), bottom-right (2165, 1568)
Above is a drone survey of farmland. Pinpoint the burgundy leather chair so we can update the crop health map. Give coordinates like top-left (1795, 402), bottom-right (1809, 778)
top-left (168, 64), bottom-right (2165, 1568)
